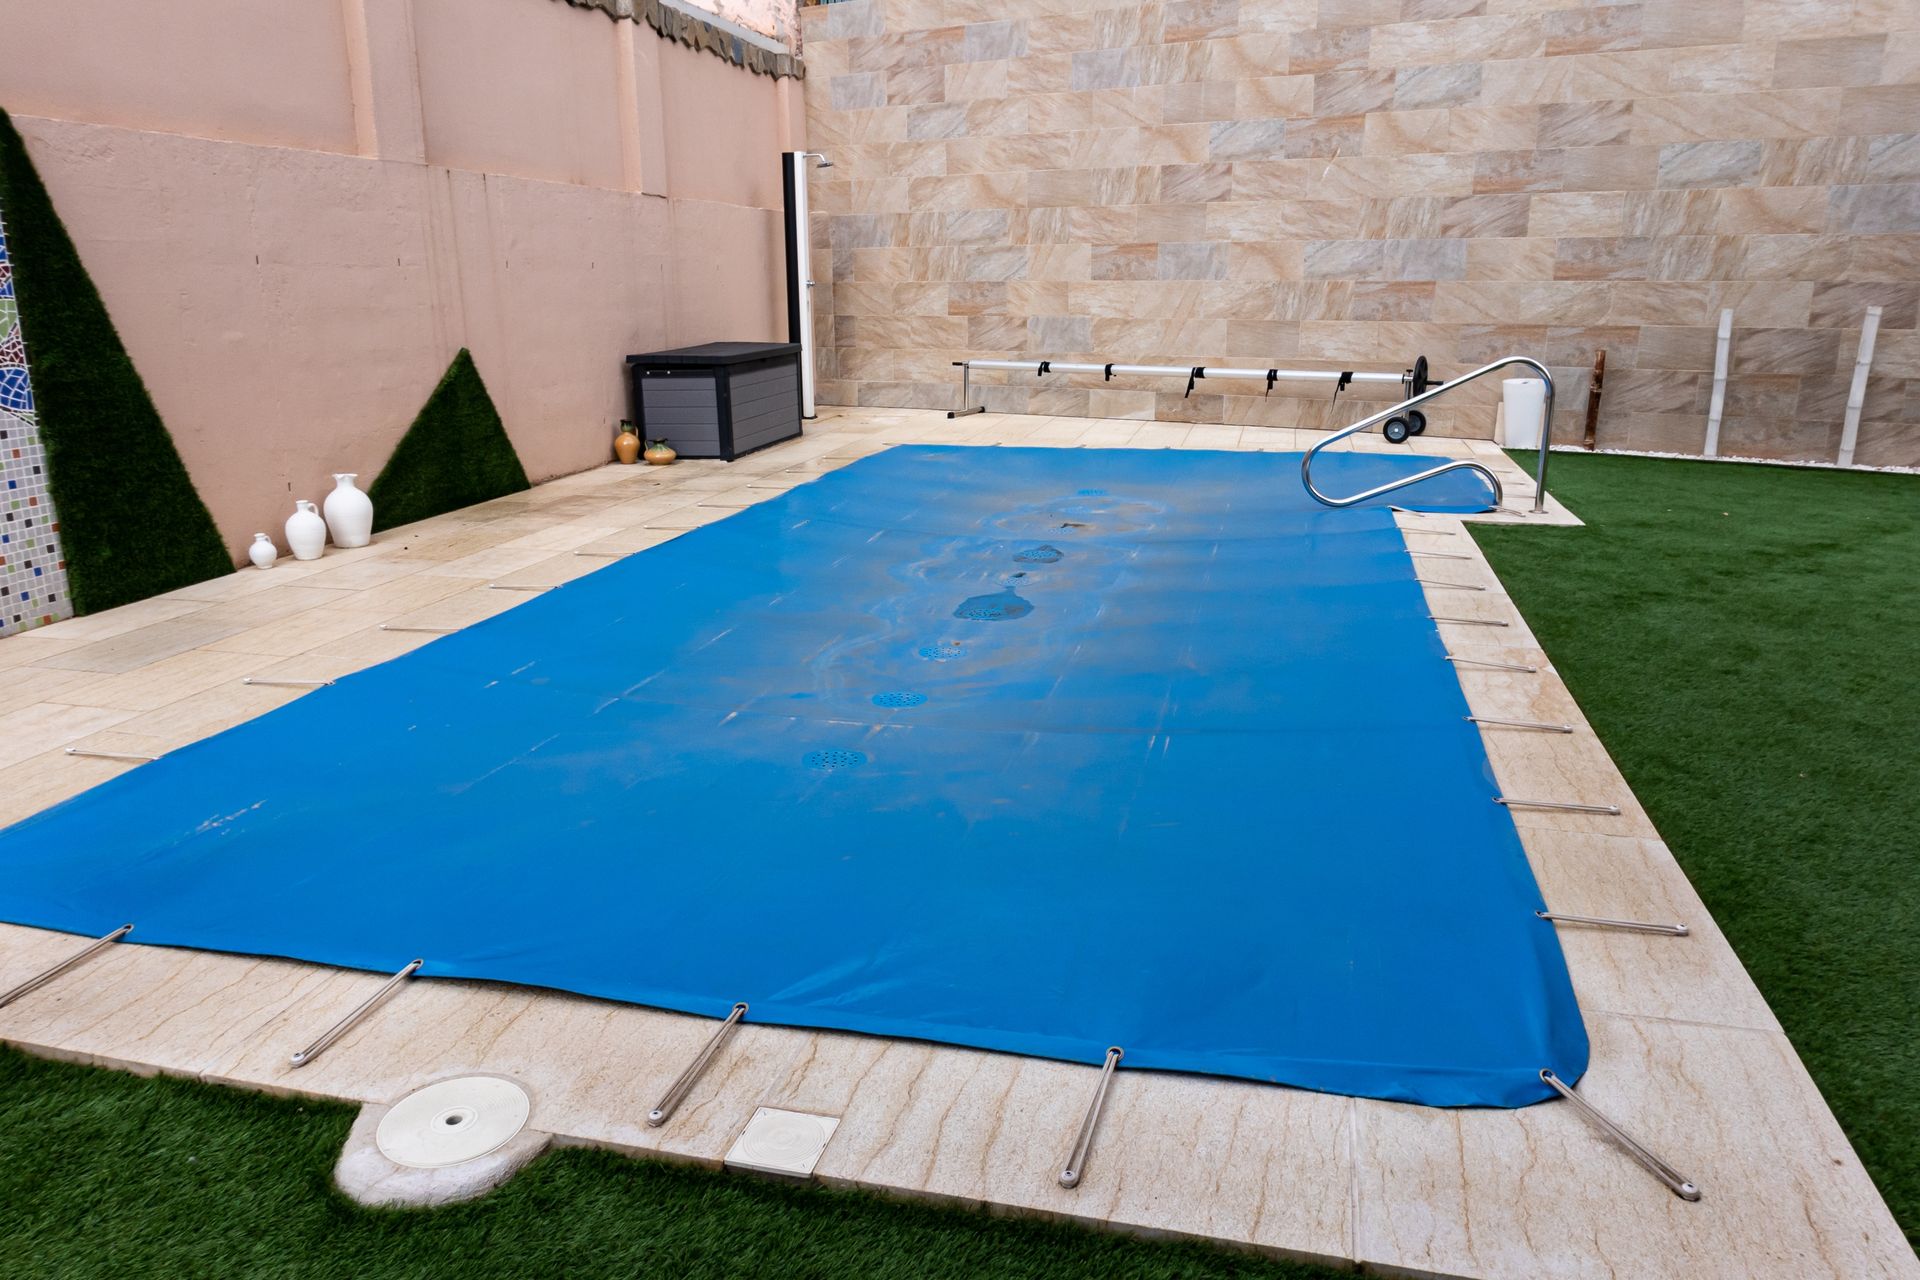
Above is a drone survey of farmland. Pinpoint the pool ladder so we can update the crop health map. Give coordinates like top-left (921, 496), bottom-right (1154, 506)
top-left (1301, 356), bottom-right (1556, 514)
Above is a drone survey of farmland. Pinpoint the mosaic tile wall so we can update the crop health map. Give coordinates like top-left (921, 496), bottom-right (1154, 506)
top-left (799, 0), bottom-right (1920, 464)
top-left (0, 204), bottom-right (71, 637)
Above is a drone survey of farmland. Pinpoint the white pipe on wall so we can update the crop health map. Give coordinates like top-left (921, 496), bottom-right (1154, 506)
top-left (1837, 305), bottom-right (1882, 468)
top-left (1703, 308), bottom-right (1732, 458)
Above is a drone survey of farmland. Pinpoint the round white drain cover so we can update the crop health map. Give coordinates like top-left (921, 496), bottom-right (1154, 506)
top-left (376, 1076), bottom-right (531, 1170)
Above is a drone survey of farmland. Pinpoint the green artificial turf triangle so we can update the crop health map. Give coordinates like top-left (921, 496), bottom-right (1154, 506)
top-left (370, 348), bottom-right (529, 532)
top-left (0, 108), bottom-right (231, 614)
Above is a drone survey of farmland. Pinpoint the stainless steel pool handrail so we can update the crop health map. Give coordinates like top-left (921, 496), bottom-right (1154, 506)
top-left (1302, 356), bottom-right (1556, 514)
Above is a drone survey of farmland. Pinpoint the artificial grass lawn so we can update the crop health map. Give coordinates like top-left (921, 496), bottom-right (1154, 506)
top-left (1479, 450), bottom-right (1920, 1248)
top-left (0, 1045), bottom-right (1341, 1280)
top-left (0, 448), bottom-right (1913, 1273)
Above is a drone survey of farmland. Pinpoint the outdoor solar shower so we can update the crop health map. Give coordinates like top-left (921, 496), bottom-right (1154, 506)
top-left (781, 150), bottom-right (831, 419)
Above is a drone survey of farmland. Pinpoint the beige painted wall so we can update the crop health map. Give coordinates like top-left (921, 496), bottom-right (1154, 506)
top-left (800, 0), bottom-right (1920, 465)
top-left (416, 0), bottom-right (628, 189)
top-left (1, 0), bottom-right (361, 153)
top-left (0, 0), bottom-right (805, 561)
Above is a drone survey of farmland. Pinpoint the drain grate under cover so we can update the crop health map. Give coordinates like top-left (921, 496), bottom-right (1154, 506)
top-left (871, 691), bottom-right (927, 708)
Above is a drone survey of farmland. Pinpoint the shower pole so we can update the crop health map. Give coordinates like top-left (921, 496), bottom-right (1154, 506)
top-left (782, 151), bottom-right (831, 420)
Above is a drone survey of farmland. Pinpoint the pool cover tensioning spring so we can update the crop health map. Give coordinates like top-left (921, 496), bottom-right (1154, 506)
top-left (0, 446), bottom-right (1588, 1107)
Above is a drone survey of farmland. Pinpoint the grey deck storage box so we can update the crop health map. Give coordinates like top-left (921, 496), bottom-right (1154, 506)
top-left (624, 342), bottom-right (804, 461)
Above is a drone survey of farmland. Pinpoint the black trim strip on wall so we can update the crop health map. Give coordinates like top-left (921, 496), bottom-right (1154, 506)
top-left (782, 153), bottom-right (802, 346)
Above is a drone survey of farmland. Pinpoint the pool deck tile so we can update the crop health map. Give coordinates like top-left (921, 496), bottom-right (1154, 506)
top-left (34, 648), bottom-right (272, 713)
top-left (0, 937), bottom-right (331, 1082)
top-left (1353, 1014), bottom-right (1911, 1279)
top-left (0, 751), bottom-right (137, 829)
top-left (0, 664), bottom-right (104, 713)
top-left (0, 700), bottom-right (141, 771)
top-left (804, 1038), bottom-right (1358, 1265)
top-left (0, 408), bottom-right (1909, 1280)
top-left (27, 613), bottom-right (266, 675)
top-left (8, 594), bottom-right (208, 642)
top-left (1520, 829), bottom-right (1779, 1034)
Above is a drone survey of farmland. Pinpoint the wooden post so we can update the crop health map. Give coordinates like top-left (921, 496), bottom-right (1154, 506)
top-left (1583, 349), bottom-right (1605, 450)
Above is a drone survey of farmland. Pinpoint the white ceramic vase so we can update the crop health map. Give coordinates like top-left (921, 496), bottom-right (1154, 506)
top-left (323, 473), bottom-right (374, 548)
top-left (247, 533), bottom-right (278, 570)
top-left (285, 500), bottom-right (327, 561)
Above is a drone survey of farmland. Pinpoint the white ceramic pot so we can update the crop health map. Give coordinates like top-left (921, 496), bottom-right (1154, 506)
top-left (247, 533), bottom-right (278, 570)
top-left (285, 500), bottom-right (327, 561)
top-left (323, 473), bottom-right (374, 548)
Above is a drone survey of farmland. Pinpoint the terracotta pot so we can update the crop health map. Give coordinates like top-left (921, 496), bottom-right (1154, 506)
top-left (644, 440), bottom-right (677, 466)
top-left (614, 426), bottom-right (641, 465)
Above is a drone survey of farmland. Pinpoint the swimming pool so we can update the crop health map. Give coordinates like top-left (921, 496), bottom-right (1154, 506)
top-left (0, 445), bottom-right (1586, 1107)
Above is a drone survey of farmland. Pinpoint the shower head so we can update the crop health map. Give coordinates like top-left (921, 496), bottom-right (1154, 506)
top-left (801, 151), bottom-right (833, 169)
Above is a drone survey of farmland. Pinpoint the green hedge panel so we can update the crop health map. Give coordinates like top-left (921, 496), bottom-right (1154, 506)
top-left (370, 348), bottom-right (529, 532)
top-left (0, 108), bottom-right (230, 615)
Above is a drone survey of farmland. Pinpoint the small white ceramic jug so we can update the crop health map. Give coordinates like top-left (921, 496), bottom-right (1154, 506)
top-left (324, 473), bottom-right (374, 549)
top-left (285, 500), bottom-right (327, 561)
top-left (247, 533), bottom-right (278, 570)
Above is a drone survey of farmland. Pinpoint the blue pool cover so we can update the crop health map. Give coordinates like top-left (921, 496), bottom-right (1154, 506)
top-left (0, 446), bottom-right (1587, 1107)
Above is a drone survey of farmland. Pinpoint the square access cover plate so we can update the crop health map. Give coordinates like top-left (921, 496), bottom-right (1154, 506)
top-left (724, 1107), bottom-right (840, 1178)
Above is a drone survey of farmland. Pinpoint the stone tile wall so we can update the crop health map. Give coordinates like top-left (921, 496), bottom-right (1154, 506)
top-left (0, 203), bottom-right (71, 638)
top-left (799, 0), bottom-right (1920, 464)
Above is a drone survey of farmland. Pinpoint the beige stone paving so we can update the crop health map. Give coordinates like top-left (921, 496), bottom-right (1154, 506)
top-left (0, 409), bottom-right (1911, 1279)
